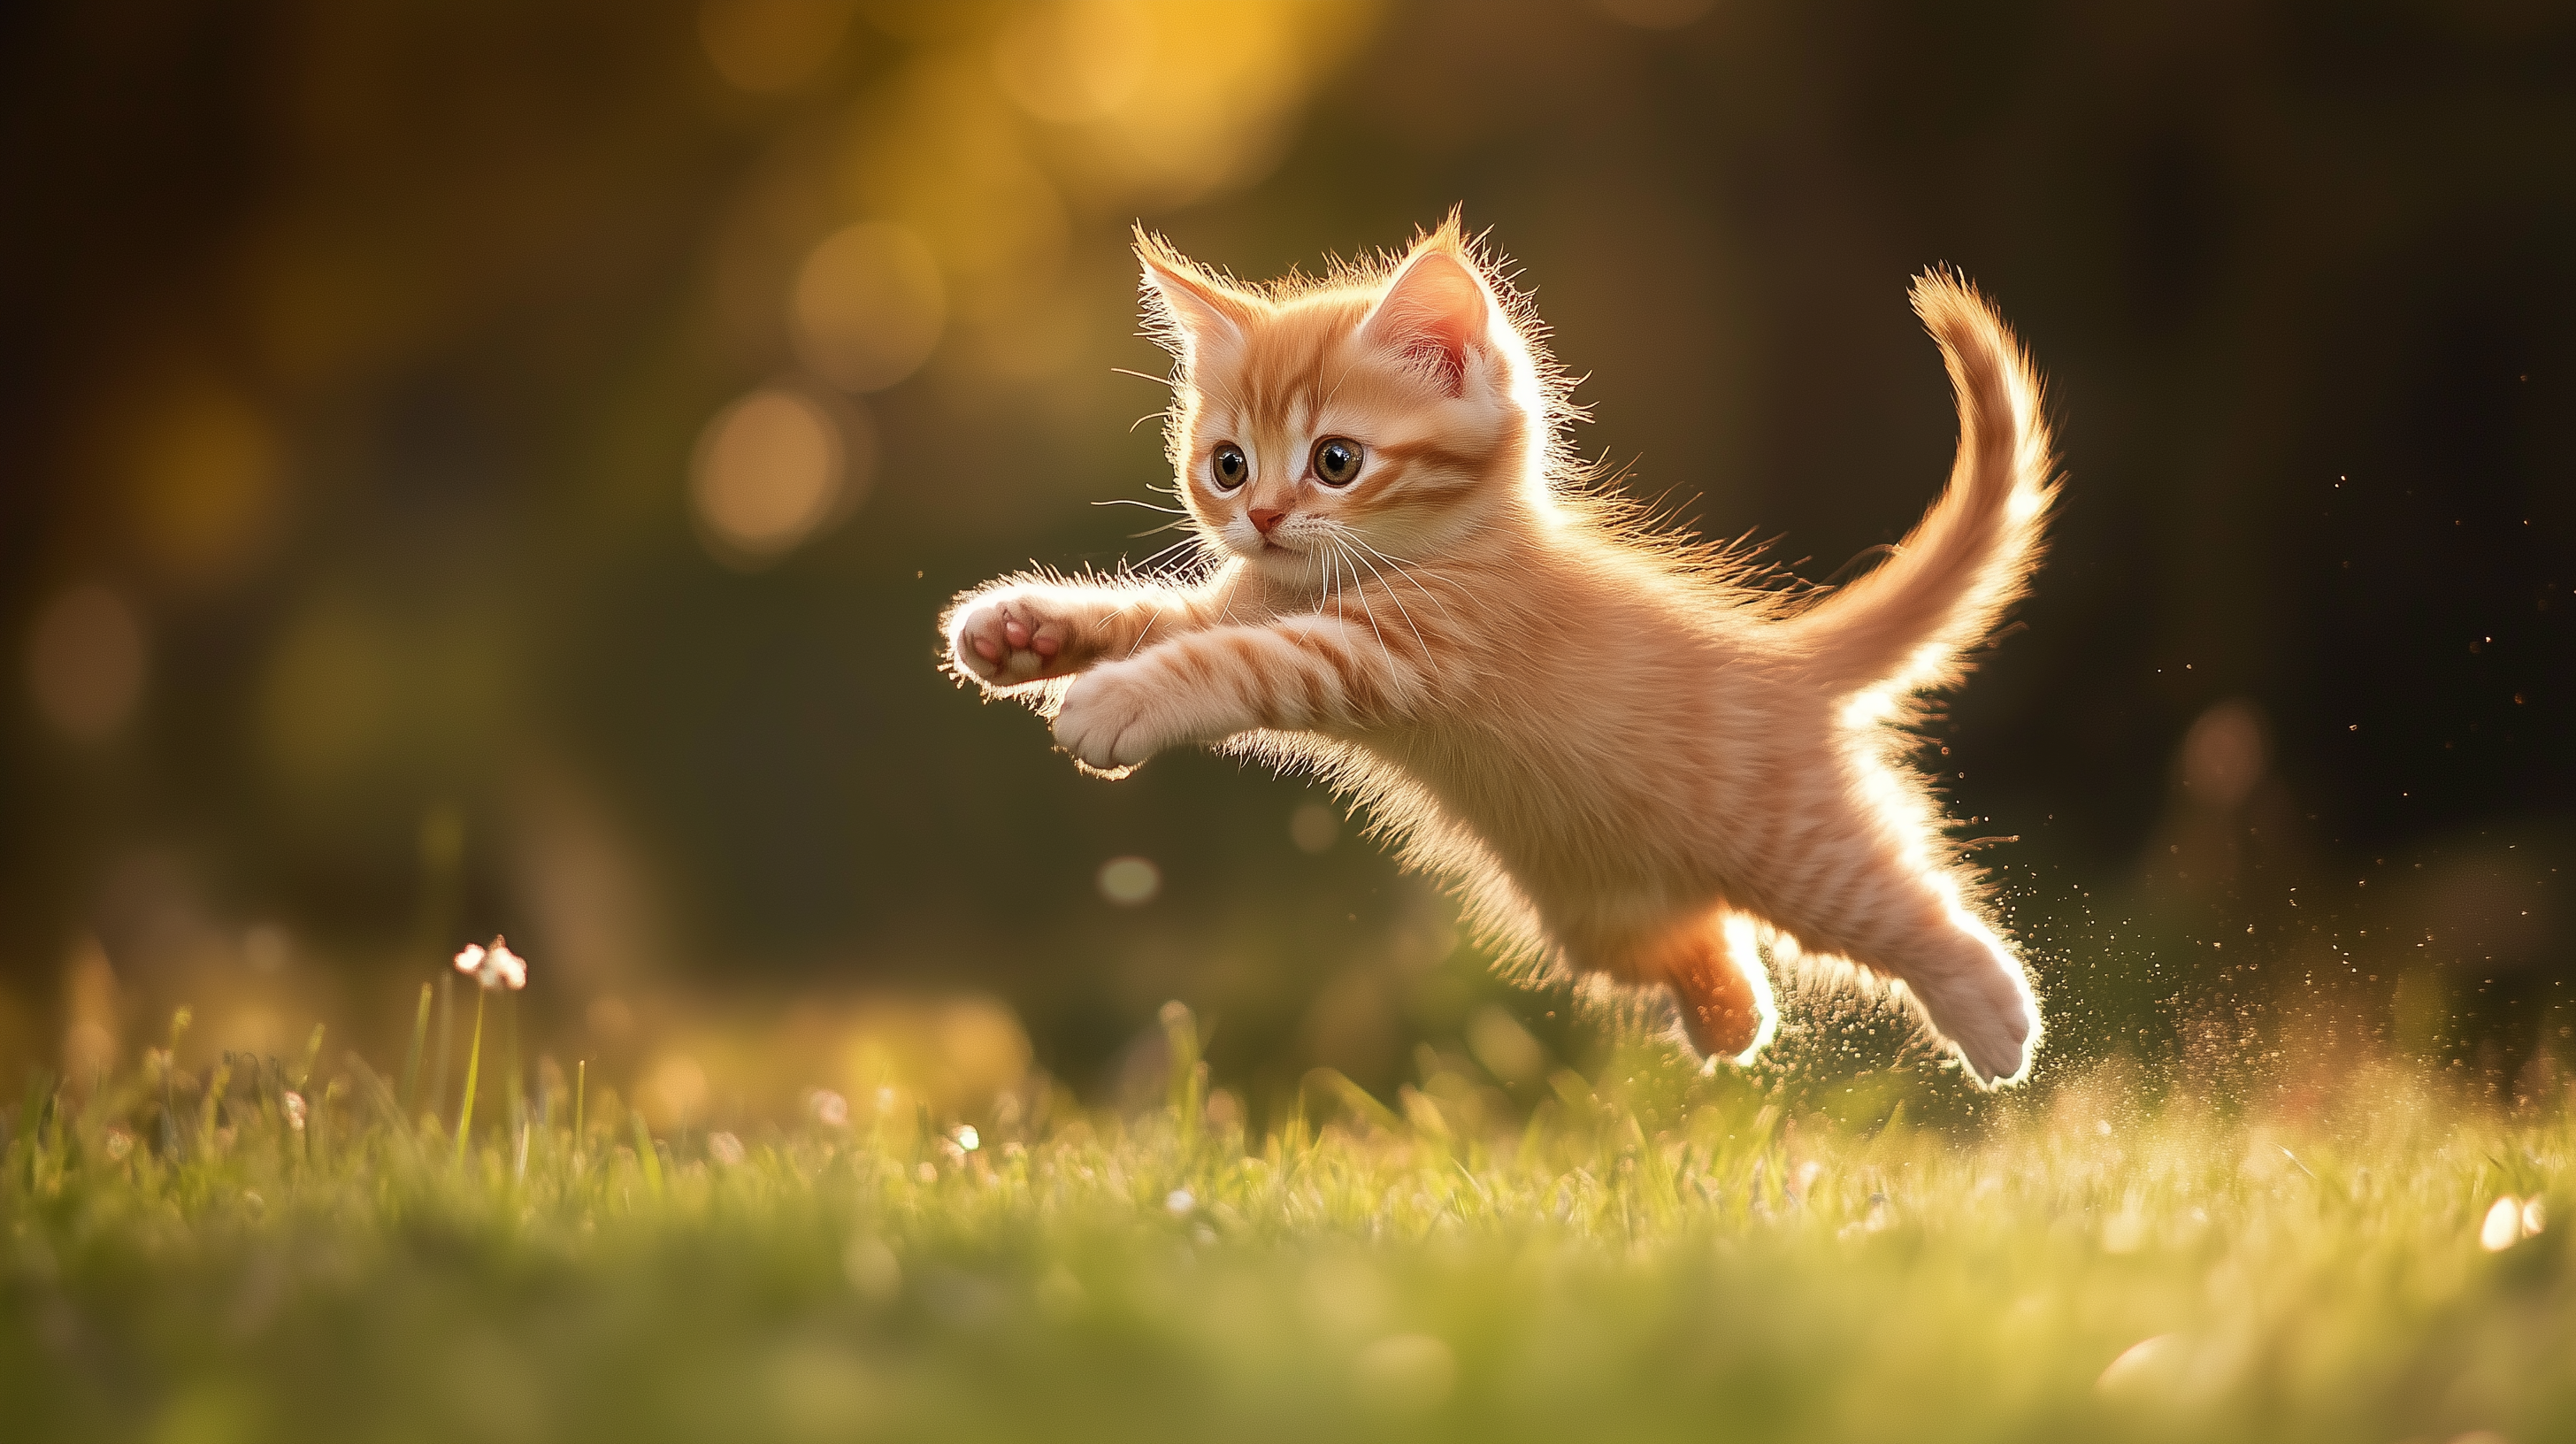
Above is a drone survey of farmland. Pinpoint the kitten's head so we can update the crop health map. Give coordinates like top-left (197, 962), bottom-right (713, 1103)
top-left (1137, 217), bottom-right (1561, 588)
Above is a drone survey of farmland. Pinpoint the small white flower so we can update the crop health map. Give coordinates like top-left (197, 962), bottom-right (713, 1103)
top-left (1165, 1188), bottom-right (1194, 1216)
top-left (953, 1125), bottom-right (979, 1152)
top-left (282, 1092), bottom-right (307, 1131)
top-left (807, 1088), bottom-right (849, 1128)
top-left (453, 936), bottom-right (528, 991)
top-left (709, 1131), bottom-right (745, 1166)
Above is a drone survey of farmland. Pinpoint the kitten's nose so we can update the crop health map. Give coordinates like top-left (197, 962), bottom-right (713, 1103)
top-left (1250, 506), bottom-right (1288, 535)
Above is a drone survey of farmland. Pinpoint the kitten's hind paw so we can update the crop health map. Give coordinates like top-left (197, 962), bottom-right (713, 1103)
top-left (1952, 1010), bottom-right (2035, 1088)
top-left (1910, 965), bottom-right (2038, 1087)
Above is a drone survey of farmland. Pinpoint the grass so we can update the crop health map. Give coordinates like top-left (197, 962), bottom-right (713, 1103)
top-left (4, 998), bottom-right (2571, 1444)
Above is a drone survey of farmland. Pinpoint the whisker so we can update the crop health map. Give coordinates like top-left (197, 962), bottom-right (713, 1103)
top-left (1336, 531), bottom-right (1431, 663)
top-left (1335, 538), bottom-right (1398, 678)
top-left (1212, 563), bottom-right (1246, 629)
top-left (1130, 534), bottom-right (1203, 573)
top-left (1125, 596), bottom-right (1168, 657)
top-left (1093, 497), bottom-right (1189, 515)
top-left (1110, 366), bottom-right (1175, 389)
top-left (1346, 536), bottom-right (1461, 626)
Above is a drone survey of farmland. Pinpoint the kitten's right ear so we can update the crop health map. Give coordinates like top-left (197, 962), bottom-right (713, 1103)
top-left (1136, 227), bottom-right (1255, 364)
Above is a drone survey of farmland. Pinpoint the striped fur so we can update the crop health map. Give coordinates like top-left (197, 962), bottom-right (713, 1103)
top-left (942, 218), bottom-right (2058, 1087)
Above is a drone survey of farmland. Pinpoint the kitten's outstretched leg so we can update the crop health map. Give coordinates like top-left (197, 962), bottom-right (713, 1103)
top-left (1053, 614), bottom-right (1430, 771)
top-left (946, 568), bottom-right (1237, 690)
top-left (1790, 860), bottom-right (2039, 1085)
top-left (1652, 910), bottom-right (1779, 1064)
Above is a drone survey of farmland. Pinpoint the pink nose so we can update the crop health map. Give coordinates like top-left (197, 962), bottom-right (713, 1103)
top-left (1250, 506), bottom-right (1288, 535)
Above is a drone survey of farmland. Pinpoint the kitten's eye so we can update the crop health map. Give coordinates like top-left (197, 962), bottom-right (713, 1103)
top-left (1312, 437), bottom-right (1363, 486)
top-left (1209, 443), bottom-right (1248, 491)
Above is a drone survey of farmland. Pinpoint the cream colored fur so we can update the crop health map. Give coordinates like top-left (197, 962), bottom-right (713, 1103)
top-left (942, 218), bottom-right (2057, 1086)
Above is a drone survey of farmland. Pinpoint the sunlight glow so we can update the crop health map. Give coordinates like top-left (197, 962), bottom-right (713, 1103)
top-left (993, 1), bottom-right (1152, 123)
top-left (1720, 912), bottom-right (1781, 1065)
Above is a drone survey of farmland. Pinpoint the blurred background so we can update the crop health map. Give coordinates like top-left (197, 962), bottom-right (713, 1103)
top-left (3, 0), bottom-right (2570, 1125)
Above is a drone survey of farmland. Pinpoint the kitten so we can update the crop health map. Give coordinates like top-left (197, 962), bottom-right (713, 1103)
top-left (943, 217), bottom-right (2053, 1086)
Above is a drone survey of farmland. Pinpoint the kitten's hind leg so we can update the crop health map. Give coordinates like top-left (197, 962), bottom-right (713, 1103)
top-left (1646, 910), bottom-right (1780, 1066)
top-left (1796, 862), bottom-right (2040, 1087)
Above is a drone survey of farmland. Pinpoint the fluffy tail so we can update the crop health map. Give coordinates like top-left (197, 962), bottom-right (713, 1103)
top-left (1786, 271), bottom-right (2055, 698)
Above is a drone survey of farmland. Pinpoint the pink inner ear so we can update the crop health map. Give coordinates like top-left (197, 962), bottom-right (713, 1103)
top-left (1363, 250), bottom-right (1487, 396)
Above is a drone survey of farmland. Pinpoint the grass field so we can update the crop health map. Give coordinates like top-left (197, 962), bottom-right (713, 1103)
top-left (4, 998), bottom-right (2568, 1444)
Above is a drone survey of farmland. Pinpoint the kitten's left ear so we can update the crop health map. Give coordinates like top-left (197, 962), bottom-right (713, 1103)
top-left (1136, 227), bottom-right (1256, 365)
top-left (1361, 238), bottom-right (1491, 397)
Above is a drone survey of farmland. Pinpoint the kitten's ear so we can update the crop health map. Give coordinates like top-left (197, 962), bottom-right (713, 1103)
top-left (1136, 227), bottom-right (1255, 364)
top-left (1361, 234), bottom-right (1491, 397)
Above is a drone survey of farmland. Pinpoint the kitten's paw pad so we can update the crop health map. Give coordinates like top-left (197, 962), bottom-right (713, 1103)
top-left (1052, 668), bottom-right (1165, 772)
top-left (953, 595), bottom-right (1079, 687)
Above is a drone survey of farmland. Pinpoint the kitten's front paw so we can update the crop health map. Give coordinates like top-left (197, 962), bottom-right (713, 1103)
top-left (1052, 664), bottom-right (1169, 773)
top-left (950, 591), bottom-right (1083, 688)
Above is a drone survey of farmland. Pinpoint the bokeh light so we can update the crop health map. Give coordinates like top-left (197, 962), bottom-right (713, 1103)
top-left (993, 1), bottom-right (1154, 125)
top-left (1291, 803), bottom-right (1338, 854)
top-left (122, 379), bottom-right (281, 591)
top-left (1099, 856), bottom-right (1161, 906)
top-left (639, 1051), bottom-right (711, 1131)
top-left (790, 222), bottom-right (946, 393)
top-left (689, 387), bottom-right (866, 567)
top-left (27, 584), bottom-right (148, 743)
top-left (2181, 700), bottom-right (2267, 811)
top-left (1063, 3), bottom-right (1373, 207)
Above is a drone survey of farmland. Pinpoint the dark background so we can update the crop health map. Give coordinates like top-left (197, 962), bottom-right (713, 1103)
top-left (3, 0), bottom-right (2569, 1110)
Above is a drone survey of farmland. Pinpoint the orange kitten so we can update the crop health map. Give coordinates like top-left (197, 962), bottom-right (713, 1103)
top-left (944, 218), bottom-right (2055, 1086)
